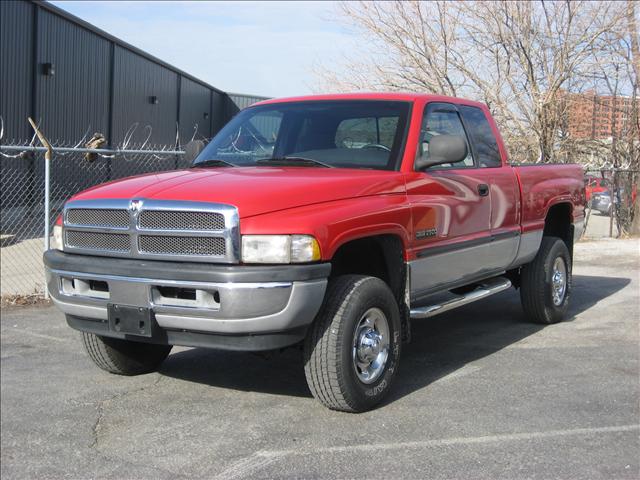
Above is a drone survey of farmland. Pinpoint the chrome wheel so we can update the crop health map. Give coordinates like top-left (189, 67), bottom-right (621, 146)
top-left (551, 257), bottom-right (567, 306)
top-left (352, 307), bottom-right (390, 384)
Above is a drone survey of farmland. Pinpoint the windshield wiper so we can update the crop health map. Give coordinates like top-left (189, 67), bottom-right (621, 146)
top-left (256, 156), bottom-right (334, 168)
top-left (191, 159), bottom-right (238, 168)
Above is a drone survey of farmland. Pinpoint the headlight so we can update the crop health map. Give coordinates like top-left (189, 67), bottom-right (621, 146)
top-left (241, 235), bottom-right (321, 263)
top-left (50, 218), bottom-right (63, 251)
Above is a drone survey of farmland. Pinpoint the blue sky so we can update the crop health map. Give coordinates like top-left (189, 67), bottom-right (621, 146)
top-left (51, 1), bottom-right (356, 98)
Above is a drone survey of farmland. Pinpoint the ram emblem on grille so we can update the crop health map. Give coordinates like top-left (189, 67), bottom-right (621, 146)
top-left (129, 199), bottom-right (143, 214)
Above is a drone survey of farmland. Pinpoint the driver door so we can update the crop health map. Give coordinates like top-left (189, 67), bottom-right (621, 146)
top-left (406, 102), bottom-right (496, 301)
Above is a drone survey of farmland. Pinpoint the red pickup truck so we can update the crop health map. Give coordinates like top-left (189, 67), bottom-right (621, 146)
top-left (44, 93), bottom-right (585, 412)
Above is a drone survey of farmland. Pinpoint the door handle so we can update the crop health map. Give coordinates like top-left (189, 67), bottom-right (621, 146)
top-left (477, 184), bottom-right (489, 196)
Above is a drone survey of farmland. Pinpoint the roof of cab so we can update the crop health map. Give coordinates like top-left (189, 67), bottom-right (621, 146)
top-left (254, 92), bottom-right (486, 109)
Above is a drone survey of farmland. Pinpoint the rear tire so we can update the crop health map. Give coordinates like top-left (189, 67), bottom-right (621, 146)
top-left (303, 275), bottom-right (402, 412)
top-left (81, 332), bottom-right (172, 375)
top-left (520, 236), bottom-right (571, 324)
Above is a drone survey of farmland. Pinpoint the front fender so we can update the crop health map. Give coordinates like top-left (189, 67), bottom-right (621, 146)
top-left (239, 194), bottom-right (412, 260)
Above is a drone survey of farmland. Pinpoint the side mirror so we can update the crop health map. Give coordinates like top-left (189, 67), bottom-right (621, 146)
top-left (184, 139), bottom-right (206, 164)
top-left (415, 134), bottom-right (468, 170)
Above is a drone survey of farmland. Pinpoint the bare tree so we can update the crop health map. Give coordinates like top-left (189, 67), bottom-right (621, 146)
top-left (627, 0), bottom-right (640, 235)
top-left (580, 0), bottom-right (640, 235)
top-left (315, 0), bottom-right (627, 164)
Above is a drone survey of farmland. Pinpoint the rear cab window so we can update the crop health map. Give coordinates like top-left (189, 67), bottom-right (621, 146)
top-left (458, 105), bottom-right (502, 168)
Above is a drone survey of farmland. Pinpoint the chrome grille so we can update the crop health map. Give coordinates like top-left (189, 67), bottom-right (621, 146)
top-left (138, 235), bottom-right (225, 256)
top-left (139, 210), bottom-right (225, 230)
top-left (65, 231), bottom-right (130, 252)
top-left (67, 209), bottom-right (129, 228)
top-left (62, 199), bottom-right (239, 263)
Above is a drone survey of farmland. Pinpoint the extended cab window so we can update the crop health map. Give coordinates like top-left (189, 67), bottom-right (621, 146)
top-left (458, 105), bottom-right (502, 167)
top-left (416, 104), bottom-right (474, 169)
top-left (195, 101), bottom-right (411, 170)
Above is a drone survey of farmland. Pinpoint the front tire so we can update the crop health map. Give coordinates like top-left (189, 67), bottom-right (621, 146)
top-left (303, 275), bottom-right (402, 412)
top-left (82, 332), bottom-right (172, 375)
top-left (520, 236), bottom-right (571, 324)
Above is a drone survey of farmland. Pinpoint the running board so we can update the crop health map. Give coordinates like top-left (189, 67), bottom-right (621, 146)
top-left (410, 277), bottom-right (512, 320)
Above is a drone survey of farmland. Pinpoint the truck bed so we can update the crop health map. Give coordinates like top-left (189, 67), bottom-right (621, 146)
top-left (513, 163), bottom-right (586, 232)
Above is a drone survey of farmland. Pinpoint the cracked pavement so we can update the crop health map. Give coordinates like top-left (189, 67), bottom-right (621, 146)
top-left (1, 239), bottom-right (639, 479)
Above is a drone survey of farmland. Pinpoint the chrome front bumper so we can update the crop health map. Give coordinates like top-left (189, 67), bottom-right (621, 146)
top-left (44, 251), bottom-right (329, 342)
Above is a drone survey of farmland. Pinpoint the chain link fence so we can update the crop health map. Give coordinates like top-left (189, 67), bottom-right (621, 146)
top-left (1, 139), bottom-right (185, 298)
top-left (583, 168), bottom-right (639, 239)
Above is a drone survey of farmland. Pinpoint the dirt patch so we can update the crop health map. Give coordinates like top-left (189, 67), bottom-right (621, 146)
top-left (1, 293), bottom-right (51, 308)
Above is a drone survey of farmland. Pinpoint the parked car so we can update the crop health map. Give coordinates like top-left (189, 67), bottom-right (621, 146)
top-left (591, 190), bottom-right (613, 215)
top-left (44, 93), bottom-right (585, 412)
top-left (591, 187), bottom-right (634, 216)
top-left (585, 175), bottom-right (608, 204)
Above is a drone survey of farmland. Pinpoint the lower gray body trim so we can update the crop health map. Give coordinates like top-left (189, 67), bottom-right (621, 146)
top-left (410, 235), bottom-right (519, 300)
top-left (508, 230), bottom-right (544, 268)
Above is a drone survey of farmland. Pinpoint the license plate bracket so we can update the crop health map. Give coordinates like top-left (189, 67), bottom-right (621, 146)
top-left (108, 304), bottom-right (153, 337)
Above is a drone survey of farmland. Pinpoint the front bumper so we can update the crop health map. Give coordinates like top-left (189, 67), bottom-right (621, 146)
top-left (44, 250), bottom-right (330, 350)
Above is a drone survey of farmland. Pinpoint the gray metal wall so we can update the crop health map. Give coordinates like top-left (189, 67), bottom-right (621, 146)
top-left (112, 46), bottom-right (179, 147)
top-left (179, 77), bottom-right (213, 143)
top-left (0, 0), bottom-right (268, 209)
top-left (36, 8), bottom-right (111, 141)
top-left (225, 93), bottom-right (269, 120)
top-left (0, 0), bottom-right (247, 148)
top-left (0, 0), bottom-right (34, 142)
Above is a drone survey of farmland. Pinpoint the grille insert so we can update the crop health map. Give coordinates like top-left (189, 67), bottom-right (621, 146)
top-left (138, 210), bottom-right (225, 230)
top-left (65, 231), bottom-right (130, 252)
top-left (62, 201), bottom-right (238, 263)
top-left (138, 235), bottom-right (225, 256)
top-left (66, 209), bottom-right (129, 228)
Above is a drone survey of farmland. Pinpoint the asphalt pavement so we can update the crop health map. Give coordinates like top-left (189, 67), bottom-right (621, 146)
top-left (1, 238), bottom-right (639, 479)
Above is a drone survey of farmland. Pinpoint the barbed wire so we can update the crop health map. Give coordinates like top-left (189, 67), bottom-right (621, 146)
top-left (0, 116), bottom-right (203, 161)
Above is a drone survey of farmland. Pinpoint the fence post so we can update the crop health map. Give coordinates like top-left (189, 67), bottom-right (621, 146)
top-left (43, 150), bottom-right (50, 298)
top-left (28, 117), bottom-right (53, 298)
top-left (609, 170), bottom-right (616, 238)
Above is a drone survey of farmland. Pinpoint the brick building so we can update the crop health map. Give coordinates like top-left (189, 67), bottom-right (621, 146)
top-left (562, 90), bottom-right (637, 140)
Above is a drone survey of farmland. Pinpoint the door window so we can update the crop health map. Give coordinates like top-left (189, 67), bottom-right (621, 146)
top-left (416, 104), bottom-right (474, 169)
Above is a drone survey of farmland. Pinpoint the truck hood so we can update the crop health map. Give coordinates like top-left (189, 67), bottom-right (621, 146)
top-left (71, 167), bottom-right (406, 218)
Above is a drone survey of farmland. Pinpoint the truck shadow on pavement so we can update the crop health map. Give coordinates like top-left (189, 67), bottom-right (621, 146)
top-left (159, 274), bottom-right (630, 404)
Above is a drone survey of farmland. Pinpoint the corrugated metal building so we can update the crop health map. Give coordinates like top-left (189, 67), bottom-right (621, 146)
top-left (0, 0), bottom-right (266, 144)
top-left (0, 0), bottom-right (267, 208)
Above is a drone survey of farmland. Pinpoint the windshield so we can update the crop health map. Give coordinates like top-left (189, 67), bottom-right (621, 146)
top-left (193, 100), bottom-right (411, 170)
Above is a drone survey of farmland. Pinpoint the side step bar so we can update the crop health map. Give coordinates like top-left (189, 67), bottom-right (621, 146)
top-left (410, 277), bottom-right (512, 320)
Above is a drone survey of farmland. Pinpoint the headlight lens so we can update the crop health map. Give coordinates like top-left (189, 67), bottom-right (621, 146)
top-left (50, 224), bottom-right (63, 251)
top-left (241, 235), bottom-right (320, 263)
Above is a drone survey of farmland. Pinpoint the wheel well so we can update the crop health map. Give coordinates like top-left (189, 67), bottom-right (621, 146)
top-left (543, 203), bottom-right (573, 257)
top-left (330, 235), bottom-right (410, 341)
top-left (330, 235), bottom-right (404, 296)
